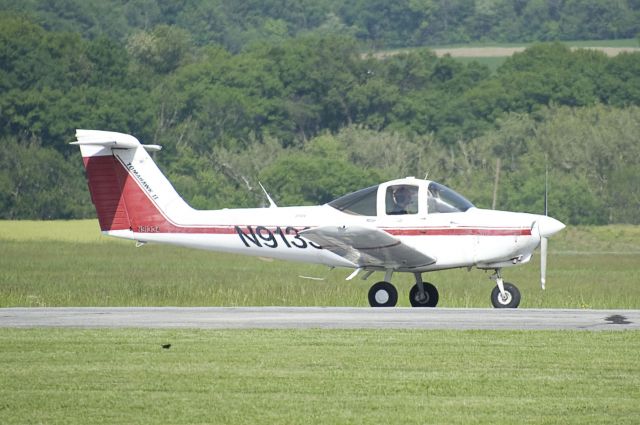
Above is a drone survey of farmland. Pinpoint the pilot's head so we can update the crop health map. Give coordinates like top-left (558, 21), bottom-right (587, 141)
top-left (393, 186), bottom-right (413, 207)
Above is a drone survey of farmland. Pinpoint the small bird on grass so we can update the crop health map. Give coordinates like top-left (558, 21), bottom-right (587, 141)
top-left (161, 343), bottom-right (171, 349)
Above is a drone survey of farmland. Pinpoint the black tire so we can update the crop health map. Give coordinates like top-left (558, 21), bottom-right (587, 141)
top-left (368, 281), bottom-right (398, 307)
top-left (409, 282), bottom-right (439, 307)
top-left (490, 282), bottom-right (521, 308)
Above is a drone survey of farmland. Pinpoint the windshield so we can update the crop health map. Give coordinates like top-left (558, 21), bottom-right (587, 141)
top-left (328, 184), bottom-right (378, 216)
top-left (427, 182), bottom-right (474, 213)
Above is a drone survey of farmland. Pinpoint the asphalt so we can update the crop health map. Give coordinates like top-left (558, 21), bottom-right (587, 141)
top-left (1, 307), bottom-right (639, 330)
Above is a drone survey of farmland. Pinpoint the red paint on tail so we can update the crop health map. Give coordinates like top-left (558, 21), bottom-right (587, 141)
top-left (83, 156), bottom-right (131, 231)
top-left (83, 154), bottom-right (172, 233)
top-left (114, 157), bottom-right (169, 232)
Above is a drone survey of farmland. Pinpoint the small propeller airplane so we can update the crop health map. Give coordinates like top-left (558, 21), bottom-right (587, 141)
top-left (72, 130), bottom-right (565, 308)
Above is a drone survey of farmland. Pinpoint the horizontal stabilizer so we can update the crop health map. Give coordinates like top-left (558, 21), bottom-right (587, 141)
top-left (72, 129), bottom-right (161, 151)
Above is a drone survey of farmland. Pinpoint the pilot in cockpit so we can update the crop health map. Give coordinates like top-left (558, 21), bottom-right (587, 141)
top-left (389, 185), bottom-right (418, 215)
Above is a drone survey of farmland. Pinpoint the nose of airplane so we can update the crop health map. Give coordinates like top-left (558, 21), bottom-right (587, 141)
top-left (537, 215), bottom-right (566, 238)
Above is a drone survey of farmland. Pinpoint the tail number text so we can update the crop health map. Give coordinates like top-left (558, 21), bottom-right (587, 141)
top-left (235, 226), bottom-right (321, 249)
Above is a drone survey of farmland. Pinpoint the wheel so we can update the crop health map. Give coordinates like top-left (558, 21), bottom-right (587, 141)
top-left (490, 282), bottom-right (521, 308)
top-left (368, 281), bottom-right (398, 307)
top-left (409, 282), bottom-right (439, 307)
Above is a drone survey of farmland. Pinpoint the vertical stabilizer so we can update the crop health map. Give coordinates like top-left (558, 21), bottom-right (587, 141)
top-left (72, 130), bottom-right (191, 236)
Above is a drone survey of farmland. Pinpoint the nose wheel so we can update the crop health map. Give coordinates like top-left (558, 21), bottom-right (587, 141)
top-left (490, 282), bottom-right (521, 308)
top-left (490, 269), bottom-right (521, 308)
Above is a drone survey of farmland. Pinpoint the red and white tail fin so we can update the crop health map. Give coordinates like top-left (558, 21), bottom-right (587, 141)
top-left (72, 130), bottom-right (193, 237)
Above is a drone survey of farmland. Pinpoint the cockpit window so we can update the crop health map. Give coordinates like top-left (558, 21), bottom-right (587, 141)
top-left (328, 185), bottom-right (378, 216)
top-left (386, 185), bottom-right (419, 215)
top-left (427, 182), bottom-right (474, 213)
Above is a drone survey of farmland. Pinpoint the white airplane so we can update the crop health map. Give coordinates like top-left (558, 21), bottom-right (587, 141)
top-left (72, 129), bottom-right (565, 308)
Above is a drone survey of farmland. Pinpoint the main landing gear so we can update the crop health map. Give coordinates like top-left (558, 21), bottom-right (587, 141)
top-left (366, 268), bottom-right (521, 308)
top-left (368, 281), bottom-right (398, 307)
top-left (367, 272), bottom-right (439, 308)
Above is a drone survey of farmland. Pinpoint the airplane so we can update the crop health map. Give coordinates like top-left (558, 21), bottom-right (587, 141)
top-left (72, 129), bottom-right (565, 308)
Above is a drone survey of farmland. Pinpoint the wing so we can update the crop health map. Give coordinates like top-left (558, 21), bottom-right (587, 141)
top-left (300, 225), bottom-right (436, 269)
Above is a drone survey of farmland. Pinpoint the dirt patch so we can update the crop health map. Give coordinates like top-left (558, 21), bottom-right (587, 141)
top-left (369, 46), bottom-right (640, 59)
top-left (433, 47), bottom-right (526, 57)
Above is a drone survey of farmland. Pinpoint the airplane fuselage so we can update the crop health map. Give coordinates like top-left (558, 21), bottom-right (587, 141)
top-left (108, 204), bottom-right (542, 272)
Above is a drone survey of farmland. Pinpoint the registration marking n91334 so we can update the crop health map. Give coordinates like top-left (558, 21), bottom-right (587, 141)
top-left (235, 225), bottom-right (322, 249)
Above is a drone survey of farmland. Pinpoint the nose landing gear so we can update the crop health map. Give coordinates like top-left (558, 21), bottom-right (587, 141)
top-left (490, 269), bottom-right (521, 308)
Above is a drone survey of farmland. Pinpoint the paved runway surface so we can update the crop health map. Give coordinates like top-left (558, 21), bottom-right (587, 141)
top-left (1, 307), bottom-right (639, 330)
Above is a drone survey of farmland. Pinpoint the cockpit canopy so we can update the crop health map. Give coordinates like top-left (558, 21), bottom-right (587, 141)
top-left (328, 180), bottom-right (474, 217)
top-left (426, 182), bottom-right (475, 214)
top-left (328, 184), bottom-right (379, 216)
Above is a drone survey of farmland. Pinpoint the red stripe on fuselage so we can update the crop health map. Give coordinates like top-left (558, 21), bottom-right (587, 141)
top-left (86, 154), bottom-right (532, 237)
top-left (385, 228), bottom-right (532, 236)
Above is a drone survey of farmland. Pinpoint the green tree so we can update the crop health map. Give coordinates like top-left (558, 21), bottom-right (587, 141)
top-left (600, 52), bottom-right (640, 106)
top-left (0, 137), bottom-right (92, 219)
top-left (126, 24), bottom-right (194, 74)
top-left (259, 148), bottom-right (382, 205)
top-left (493, 43), bottom-right (619, 113)
top-left (609, 165), bottom-right (640, 224)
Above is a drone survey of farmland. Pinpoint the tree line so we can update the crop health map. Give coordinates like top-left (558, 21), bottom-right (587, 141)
top-left (0, 11), bottom-right (639, 224)
top-left (2, 0), bottom-right (640, 51)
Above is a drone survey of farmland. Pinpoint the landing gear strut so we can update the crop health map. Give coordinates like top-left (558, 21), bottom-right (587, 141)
top-left (490, 269), bottom-right (521, 308)
top-left (409, 273), bottom-right (439, 307)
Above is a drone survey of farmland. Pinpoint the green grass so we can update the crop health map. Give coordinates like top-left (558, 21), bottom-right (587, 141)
top-left (434, 38), bottom-right (639, 49)
top-left (0, 219), bottom-right (109, 243)
top-left (1, 220), bottom-right (639, 308)
top-left (553, 224), bottom-right (640, 253)
top-left (367, 39), bottom-right (640, 71)
top-left (2, 222), bottom-right (639, 424)
top-left (370, 38), bottom-right (639, 53)
top-left (0, 328), bottom-right (638, 425)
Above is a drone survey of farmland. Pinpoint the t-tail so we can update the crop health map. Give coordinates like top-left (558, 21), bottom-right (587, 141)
top-left (72, 129), bottom-right (193, 238)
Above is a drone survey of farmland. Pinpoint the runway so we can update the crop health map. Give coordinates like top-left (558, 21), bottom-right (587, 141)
top-left (1, 307), bottom-right (639, 330)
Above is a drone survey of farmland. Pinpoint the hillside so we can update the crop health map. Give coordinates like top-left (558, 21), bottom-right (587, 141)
top-left (0, 3), bottom-right (639, 224)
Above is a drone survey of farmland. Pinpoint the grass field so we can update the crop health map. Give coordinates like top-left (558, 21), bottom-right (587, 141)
top-left (1, 220), bottom-right (639, 308)
top-left (428, 38), bottom-right (640, 49)
top-left (1, 220), bottom-right (639, 424)
top-left (367, 38), bottom-right (640, 70)
top-left (1, 328), bottom-right (638, 425)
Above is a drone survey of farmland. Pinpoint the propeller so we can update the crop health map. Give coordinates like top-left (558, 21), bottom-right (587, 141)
top-left (536, 168), bottom-right (565, 290)
top-left (541, 167), bottom-right (548, 290)
top-left (540, 236), bottom-right (548, 290)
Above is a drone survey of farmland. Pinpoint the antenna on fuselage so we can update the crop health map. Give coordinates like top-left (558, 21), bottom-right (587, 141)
top-left (544, 164), bottom-right (548, 216)
top-left (259, 182), bottom-right (278, 208)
